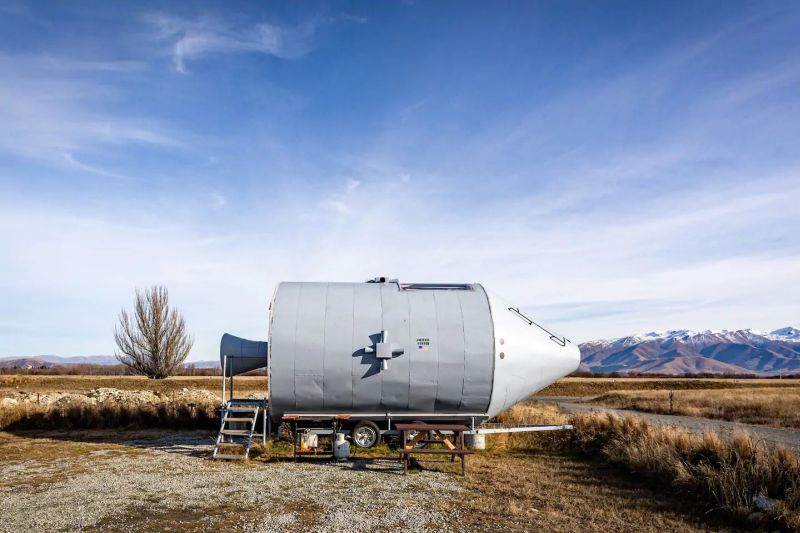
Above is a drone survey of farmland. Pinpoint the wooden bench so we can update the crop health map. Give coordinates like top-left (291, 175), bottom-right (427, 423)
top-left (395, 423), bottom-right (472, 476)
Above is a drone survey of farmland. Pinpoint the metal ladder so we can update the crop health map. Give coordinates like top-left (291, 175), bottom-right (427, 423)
top-left (212, 400), bottom-right (262, 460)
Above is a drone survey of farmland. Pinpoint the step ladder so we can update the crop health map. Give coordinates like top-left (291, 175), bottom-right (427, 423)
top-left (212, 399), bottom-right (264, 460)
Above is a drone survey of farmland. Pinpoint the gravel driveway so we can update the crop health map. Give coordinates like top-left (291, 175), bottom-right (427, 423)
top-left (0, 432), bottom-right (463, 532)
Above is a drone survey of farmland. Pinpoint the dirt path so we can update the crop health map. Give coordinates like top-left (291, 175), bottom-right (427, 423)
top-left (535, 396), bottom-right (800, 451)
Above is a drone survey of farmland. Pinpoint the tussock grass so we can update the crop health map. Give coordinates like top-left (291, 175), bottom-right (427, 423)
top-left (0, 400), bottom-right (218, 431)
top-left (492, 402), bottom-right (800, 530)
top-left (587, 387), bottom-right (800, 428)
top-left (489, 402), bottom-right (572, 451)
top-left (569, 413), bottom-right (800, 529)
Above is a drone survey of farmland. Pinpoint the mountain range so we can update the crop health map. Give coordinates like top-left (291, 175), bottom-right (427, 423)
top-left (4, 326), bottom-right (800, 376)
top-left (579, 327), bottom-right (800, 375)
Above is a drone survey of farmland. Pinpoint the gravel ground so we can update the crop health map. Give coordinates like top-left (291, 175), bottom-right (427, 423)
top-left (0, 433), bottom-right (462, 532)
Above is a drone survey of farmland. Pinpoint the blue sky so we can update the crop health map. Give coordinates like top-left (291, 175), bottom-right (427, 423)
top-left (1, 1), bottom-right (799, 359)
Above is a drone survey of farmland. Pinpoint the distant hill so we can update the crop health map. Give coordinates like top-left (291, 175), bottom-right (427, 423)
top-left (38, 355), bottom-right (119, 366)
top-left (0, 357), bottom-right (57, 369)
top-left (580, 327), bottom-right (800, 375)
top-left (0, 354), bottom-right (219, 369)
top-left (185, 360), bottom-right (220, 369)
top-left (0, 355), bottom-right (118, 368)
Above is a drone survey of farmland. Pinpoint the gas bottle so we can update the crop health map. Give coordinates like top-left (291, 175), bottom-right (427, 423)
top-left (333, 432), bottom-right (350, 461)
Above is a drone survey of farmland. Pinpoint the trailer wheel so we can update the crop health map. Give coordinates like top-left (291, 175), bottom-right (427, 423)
top-left (352, 421), bottom-right (380, 448)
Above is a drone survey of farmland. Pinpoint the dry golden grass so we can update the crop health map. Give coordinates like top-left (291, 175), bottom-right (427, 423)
top-left (588, 387), bottom-right (800, 428)
top-left (570, 413), bottom-right (800, 530)
top-left (536, 376), bottom-right (800, 397)
top-left (0, 430), bottom-right (135, 463)
top-left (479, 402), bottom-right (800, 530)
top-left (457, 452), bottom-right (713, 532)
top-left (432, 403), bottom-right (711, 531)
top-left (0, 375), bottom-right (267, 395)
top-left (7, 374), bottom-right (797, 398)
top-left (0, 399), bottom-right (219, 431)
top-left (488, 402), bottom-right (572, 451)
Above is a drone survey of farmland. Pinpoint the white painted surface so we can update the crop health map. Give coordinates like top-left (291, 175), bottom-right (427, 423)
top-left (485, 292), bottom-right (580, 418)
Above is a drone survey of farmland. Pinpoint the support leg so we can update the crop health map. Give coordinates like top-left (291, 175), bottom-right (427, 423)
top-left (293, 422), bottom-right (298, 463)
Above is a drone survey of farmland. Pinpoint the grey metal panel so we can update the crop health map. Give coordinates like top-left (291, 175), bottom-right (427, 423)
top-left (407, 290), bottom-right (438, 412)
top-left (458, 287), bottom-right (495, 411)
top-left (433, 290), bottom-right (466, 411)
top-left (269, 282), bottom-right (301, 416)
top-left (351, 283), bottom-right (383, 410)
top-left (323, 283), bottom-right (354, 410)
top-left (219, 333), bottom-right (267, 375)
top-left (267, 281), bottom-right (495, 420)
top-left (294, 283), bottom-right (327, 410)
top-left (379, 283), bottom-right (411, 409)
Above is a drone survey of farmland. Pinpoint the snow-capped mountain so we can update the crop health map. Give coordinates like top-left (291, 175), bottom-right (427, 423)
top-left (769, 327), bottom-right (800, 342)
top-left (580, 327), bottom-right (800, 375)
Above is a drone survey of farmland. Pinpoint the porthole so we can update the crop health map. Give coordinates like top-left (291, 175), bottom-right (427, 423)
top-left (499, 352), bottom-right (505, 359)
top-left (499, 338), bottom-right (505, 345)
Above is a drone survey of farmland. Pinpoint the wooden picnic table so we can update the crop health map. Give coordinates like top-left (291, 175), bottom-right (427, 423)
top-left (395, 423), bottom-right (473, 476)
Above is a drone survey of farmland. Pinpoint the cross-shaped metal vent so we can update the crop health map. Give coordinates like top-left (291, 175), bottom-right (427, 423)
top-left (364, 330), bottom-right (405, 370)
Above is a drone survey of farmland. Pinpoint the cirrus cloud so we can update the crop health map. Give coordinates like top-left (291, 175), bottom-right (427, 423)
top-left (145, 12), bottom-right (318, 73)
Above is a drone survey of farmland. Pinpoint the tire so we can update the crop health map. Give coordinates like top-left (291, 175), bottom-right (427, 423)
top-left (351, 421), bottom-right (380, 448)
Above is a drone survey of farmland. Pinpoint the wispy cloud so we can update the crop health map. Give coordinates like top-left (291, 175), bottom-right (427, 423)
top-left (145, 13), bottom-right (318, 73)
top-left (0, 53), bottom-right (182, 173)
top-left (2, 166), bottom-right (797, 356)
top-left (1, 3), bottom-right (798, 358)
top-left (320, 178), bottom-right (364, 215)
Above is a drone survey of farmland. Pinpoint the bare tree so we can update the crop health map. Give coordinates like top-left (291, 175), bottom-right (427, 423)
top-left (114, 286), bottom-right (193, 379)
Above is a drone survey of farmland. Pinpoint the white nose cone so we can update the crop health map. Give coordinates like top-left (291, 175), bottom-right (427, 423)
top-left (485, 292), bottom-right (580, 418)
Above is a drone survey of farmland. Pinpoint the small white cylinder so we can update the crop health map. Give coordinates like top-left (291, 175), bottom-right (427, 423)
top-left (465, 433), bottom-right (486, 450)
top-left (333, 432), bottom-right (350, 461)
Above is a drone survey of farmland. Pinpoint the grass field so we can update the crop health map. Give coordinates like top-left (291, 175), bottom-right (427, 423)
top-left (586, 387), bottom-right (800, 428)
top-left (5, 374), bottom-right (800, 398)
top-left (0, 374), bottom-right (267, 396)
top-left (535, 376), bottom-right (800, 397)
top-left (2, 375), bottom-right (800, 530)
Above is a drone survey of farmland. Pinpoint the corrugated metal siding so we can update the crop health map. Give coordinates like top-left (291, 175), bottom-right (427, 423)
top-left (432, 290), bottom-right (465, 411)
top-left (323, 283), bottom-right (354, 409)
top-left (459, 290), bottom-right (496, 411)
top-left (351, 283), bottom-right (382, 409)
top-left (268, 281), bottom-right (494, 418)
top-left (269, 282), bottom-right (300, 414)
top-left (408, 290), bottom-right (438, 412)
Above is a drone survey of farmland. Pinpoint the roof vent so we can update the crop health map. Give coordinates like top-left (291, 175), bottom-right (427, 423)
top-left (401, 283), bottom-right (472, 291)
